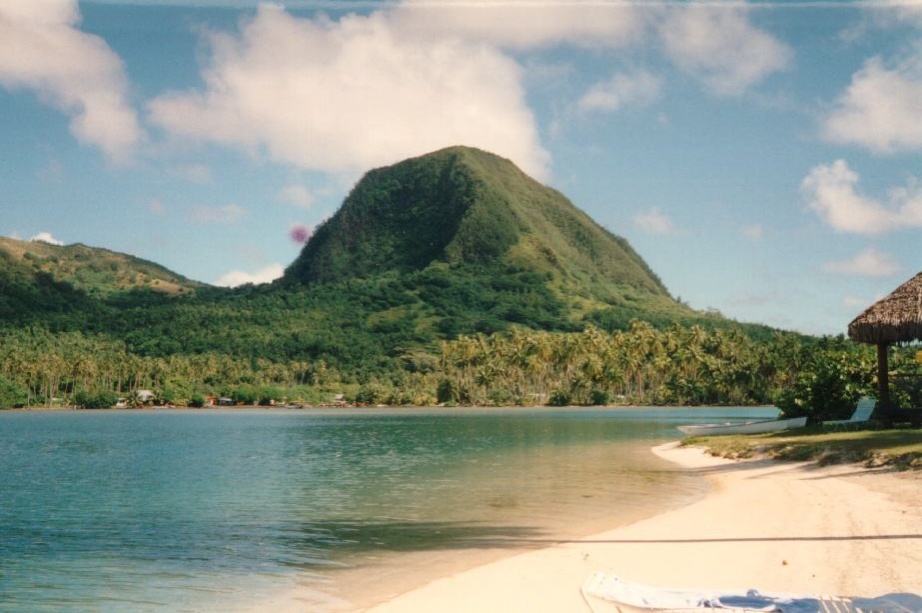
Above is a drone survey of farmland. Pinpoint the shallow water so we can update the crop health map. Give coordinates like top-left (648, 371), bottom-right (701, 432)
top-left (0, 406), bottom-right (776, 611)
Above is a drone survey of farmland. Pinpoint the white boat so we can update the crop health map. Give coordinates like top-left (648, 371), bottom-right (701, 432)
top-left (580, 572), bottom-right (910, 612)
top-left (677, 416), bottom-right (807, 436)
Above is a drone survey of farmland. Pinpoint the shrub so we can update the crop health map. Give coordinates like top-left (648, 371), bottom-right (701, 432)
top-left (354, 383), bottom-right (383, 405)
top-left (589, 388), bottom-right (611, 406)
top-left (0, 376), bottom-right (28, 409)
top-left (548, 388), bottom-right (571, 406)
top-left (75, 389), bottom-right (118, 409)
top-left (436, 379), bottom-right (458, 404)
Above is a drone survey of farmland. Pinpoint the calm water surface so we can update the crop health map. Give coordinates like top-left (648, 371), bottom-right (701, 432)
top-left (0, 406), bottom-right (776, 611)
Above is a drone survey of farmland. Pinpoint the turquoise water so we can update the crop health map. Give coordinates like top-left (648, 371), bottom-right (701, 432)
top-left (0, 406), bottom-right (776, 611)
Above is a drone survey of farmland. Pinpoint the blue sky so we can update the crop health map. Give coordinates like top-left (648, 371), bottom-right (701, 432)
top-left (1, 1), bottom-right (920, 335)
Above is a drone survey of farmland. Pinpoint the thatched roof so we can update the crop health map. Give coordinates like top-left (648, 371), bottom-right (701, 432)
top-left (848, 272), bottom-right (922, 344)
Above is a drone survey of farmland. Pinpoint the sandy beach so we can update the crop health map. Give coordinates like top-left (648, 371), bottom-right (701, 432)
top-left (360, 442), bottom-right (922, 612)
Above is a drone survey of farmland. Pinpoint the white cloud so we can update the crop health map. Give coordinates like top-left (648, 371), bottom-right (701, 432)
top-left (822, 55), bottom-right (922, 153)
top-left (189, 204), bottom-right (247, 224)
top-left (279, 184), bottom-right (314, 208)
top-left (148, 5), bottom-right (548, 179)
top-left (824, 248), bottom-right (901, 277)
top-left (578, 70), bottom-right (662, 113)
top-left (390, 1), bottom-right (646, 50)
top-left (873, 1), bottom-right (922, 28)
top-left (30, 231), bottom-right (63, 246)
top-left (633, 208), bottom-right (679, 235)
top-left (0, 0), bottom-right (141, 159)
top-left (659, 5), bottom-right (791, 96)
top-left (801, 159), bottom-right (922, 234)
top-left (213, 263), bottom-right (284, 288)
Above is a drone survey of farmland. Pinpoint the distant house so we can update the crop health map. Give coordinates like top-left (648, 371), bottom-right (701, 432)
top-left (136, 390), bottom-right (155, 404)
top-left (218, 397), bottom-right (234, 406)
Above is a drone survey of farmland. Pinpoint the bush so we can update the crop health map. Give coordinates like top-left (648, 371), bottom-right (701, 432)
top-left (189, 393), bottom-right (206, 408)
top-left (436, 379), bottom-right (457, 404)
top-left (75, 389), bottom-right (118, 409)
top-left (547, 388), bottom-right (571, 406)
top-left (0, 376), bottom-right (28, 409)
top-left (354, 383), bottom-right (384, 405)
top-left (230, 386), bottom-right (259, 405)
top-left (257, 386), bottom-right (283, 406)
top-left (589, 388), bottom-right (611, 406)
top-left (774, 340), bottom-right (873, 423)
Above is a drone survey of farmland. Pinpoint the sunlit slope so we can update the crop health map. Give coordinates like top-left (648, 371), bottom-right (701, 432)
top-left (0, 236), bottom-right (201, 297)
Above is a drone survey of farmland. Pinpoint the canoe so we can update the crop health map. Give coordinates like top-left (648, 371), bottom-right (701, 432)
top-left (677, 416), bottom-right (807, 436)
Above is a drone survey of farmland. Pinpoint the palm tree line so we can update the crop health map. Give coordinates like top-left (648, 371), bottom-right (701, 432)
top-left (0, 322), bottom-right (879, 410)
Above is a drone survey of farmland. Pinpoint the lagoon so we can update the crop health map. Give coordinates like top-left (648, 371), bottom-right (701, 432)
top-left (0, 406), bottom-right (776, 611)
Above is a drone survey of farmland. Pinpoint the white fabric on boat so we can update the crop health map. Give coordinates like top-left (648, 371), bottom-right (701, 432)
top-left (580, 573), bottom-right (922, 613)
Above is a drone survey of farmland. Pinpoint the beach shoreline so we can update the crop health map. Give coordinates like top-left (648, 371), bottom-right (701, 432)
top-left (349, 442), bottom-right (922, 613)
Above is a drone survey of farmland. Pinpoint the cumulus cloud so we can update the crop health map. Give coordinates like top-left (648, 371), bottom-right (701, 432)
top-left (802, 160), bottom-right (922, 234)
top-left (659, 5), bottom-right (791, 96)
top-left (279, 184), bottom-right (314, 208)
top-left (0, 0), bottom-right (141, 159)
top-left (390, 0), bottom-right (646, 50)
top-left (189, 204), bottom-right (247, 224)
top-left (148, 5), bottom-right (548, 179)
top-left (213, 263), bottom-right (285, 288)
top-left (822, 55), bottom-right (922, 153)
top-left (633, 208), bottom-right (679, 235)
top-left (30, 231), bottom-right (64, 246)
top-left (578, 70), bottom-right (662, 113)
top-left (823, 248), bottom-right (901, 277)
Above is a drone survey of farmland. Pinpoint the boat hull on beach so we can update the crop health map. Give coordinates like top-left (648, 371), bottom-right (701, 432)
top-left (677, 416), bottom-right (807, 436)
top-left (580, 572), bottom-right (910, 613)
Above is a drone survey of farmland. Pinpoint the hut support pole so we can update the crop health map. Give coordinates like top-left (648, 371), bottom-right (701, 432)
top-left (877, 342), bottom-right (890, 409)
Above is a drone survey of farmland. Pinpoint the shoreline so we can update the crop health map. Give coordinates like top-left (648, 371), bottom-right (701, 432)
top-left (352, 442), bottom-right (921, 612)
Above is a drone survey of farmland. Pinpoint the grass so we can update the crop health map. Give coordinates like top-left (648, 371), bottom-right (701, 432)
top-left (683, 427), bottom-right (922, 470)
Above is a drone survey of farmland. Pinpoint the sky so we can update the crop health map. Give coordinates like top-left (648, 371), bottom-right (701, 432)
top-left (1, 0), bottom-right (920, 336)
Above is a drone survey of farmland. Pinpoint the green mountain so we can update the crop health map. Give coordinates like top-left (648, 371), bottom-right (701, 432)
top-left (0, 237), bottom-right (201, 297)
top-left (0, 146), bottom-right (805, 408)
top-left (284, 146), bottom-right (684, 324)
top-left (1, 147), bottom-right (708, 356)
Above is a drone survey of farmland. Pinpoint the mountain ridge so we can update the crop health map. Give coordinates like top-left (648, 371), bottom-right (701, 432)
top-left (0, 236), bottom-right (201, 297)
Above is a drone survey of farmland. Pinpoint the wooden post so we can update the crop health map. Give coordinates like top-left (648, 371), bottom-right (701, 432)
top-left (877, 342), bottom-right (890, 409)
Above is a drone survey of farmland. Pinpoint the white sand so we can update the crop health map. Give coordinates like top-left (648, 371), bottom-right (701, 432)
top-left (360, 442), bottom-right (922, 612)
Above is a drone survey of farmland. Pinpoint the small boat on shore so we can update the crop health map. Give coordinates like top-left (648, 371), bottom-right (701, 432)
top-left (677, 416), bottom-right (807, 436)
top-left (580, 572), bottom-right (913, 612)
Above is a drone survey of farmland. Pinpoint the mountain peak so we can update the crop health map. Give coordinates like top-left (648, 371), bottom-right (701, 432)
top-left (283, 146), bottom-right (672, 311)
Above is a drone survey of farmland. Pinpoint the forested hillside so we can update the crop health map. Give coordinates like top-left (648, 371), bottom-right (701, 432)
top-left (0, 237), bottom-right (200, 297)
top-left (0, 147), bottom-right (885, 414)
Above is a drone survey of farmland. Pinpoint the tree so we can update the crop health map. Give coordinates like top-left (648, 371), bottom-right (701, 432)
top-left (0, 375), bottom-right (28, 408)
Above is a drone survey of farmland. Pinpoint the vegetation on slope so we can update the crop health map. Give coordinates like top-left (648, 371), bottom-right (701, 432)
top-left (284, 146), bottom-right (678, 321)
top-left (0, 237), bottom-right (201, 297)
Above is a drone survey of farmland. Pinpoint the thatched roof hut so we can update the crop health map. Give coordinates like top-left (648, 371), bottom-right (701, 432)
top-left (848, 271), bottom-right (922, 345)
top-left (848, 271), bottom-right (922, 417)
